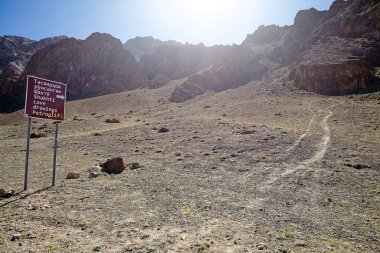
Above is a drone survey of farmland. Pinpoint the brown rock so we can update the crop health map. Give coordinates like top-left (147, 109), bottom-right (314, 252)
top-left (0, 36), bottom-right (66, 113)
top-left (101, 157), bottom-right (126, 174)
top-left (66, 172), bottom-right (80, 179)
top-left (19, 33), bottom-right (143, 100)
top-left (294, 59), bottom-right (373, 95)
top-left (30, 132), bottom-right (46, 138)
top-left (0, 187), bottom-right (15, 198)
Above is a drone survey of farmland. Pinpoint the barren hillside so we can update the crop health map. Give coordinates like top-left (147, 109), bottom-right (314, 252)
top-left (0, 68), bottom-right (379, 252)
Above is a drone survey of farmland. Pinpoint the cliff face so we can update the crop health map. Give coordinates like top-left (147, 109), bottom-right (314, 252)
top-left (0, 36), bottom-right (66, 112)
top-left (169, 45), bottom-right (269, 102)
top-left (124, 36), bottom-right (181, 61)
top-left (169, 0), bottom-right (380, 102)
top-left (292, 0), bottom-right (380, 94)
top-left (139, 43), bottom-right (225, 81)
top-left (0, 35), bottom-right (66, 72)
top-left (19, 33), bottom-right (143, 100)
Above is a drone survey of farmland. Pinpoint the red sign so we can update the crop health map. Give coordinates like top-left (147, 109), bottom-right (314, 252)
top-left (24, 75), bottom-right (67, 121)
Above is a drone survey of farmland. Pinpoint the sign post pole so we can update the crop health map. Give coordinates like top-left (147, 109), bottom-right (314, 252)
top-left (52, 121), bottom-right (59, 186)
top-left (24, 75), bottom-right (67, 190)
top-left (24, 117), bottom-right (32, 191)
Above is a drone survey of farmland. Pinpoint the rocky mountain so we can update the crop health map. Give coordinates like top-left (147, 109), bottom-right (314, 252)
top-left (0, 35), bottom-right (66, 112)
top-left (169, 45), bottom-right (269, 102)
top-left (0, 0), bottom-right (378, 112)
top-left (20, 33), bottom-right (143, 100)
top-left (291, 0), bottom-right (380, 94)
top-left (124, 36), bottom-right (180, 61)
top-left (0, 35), bottom-right (66, 72)
top-left (170, 0), bottom-right (380, 101)
top-left (140, 43), bottom-right (227, 81)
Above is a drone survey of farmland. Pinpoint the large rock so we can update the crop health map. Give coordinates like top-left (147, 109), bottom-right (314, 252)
top-left (101, 157), bottom-right (126, 174)
top-left (0, 187), bottom-right (15, 198)
top-left (294, 59), bottom-right (373, 95)
top-left (20, 33), bottom-right (144, 100)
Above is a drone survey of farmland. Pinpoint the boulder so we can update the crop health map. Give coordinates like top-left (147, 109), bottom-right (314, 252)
top-left (158, 127), bottom-right (169, 133)
top-left (0, 187), bottom-right (15, 198)
top-left (87, 166), bottom-right (102, 178)
top-left (66, 172), bottom-right (80, 179)
top-left (101, 157), bottom-right (126, 174)
top-left (129, 162), bottom-right (143, 170)
top-left (294, 59), bottom-right (373, 95)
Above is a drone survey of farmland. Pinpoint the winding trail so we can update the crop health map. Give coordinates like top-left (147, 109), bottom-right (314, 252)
top-left (302, 110), bottom-right (333, 165)
top-left (239, 102), bottom-right (338, 186)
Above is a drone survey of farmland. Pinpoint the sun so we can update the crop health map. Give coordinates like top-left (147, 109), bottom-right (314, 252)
top-left (180, 0), bottom-right (232, 20)
top-left (170, 0), bottom-right (238, 27)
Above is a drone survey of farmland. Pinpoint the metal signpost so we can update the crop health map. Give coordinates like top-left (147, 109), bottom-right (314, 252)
top-left (24, 75), bottom-right (67, 190)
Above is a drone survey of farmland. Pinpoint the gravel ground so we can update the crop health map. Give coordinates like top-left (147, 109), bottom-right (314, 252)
top-left (0, 75), bottom-right (379, 252)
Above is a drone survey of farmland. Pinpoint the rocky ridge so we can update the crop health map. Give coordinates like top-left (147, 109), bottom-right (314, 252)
top-left (171, 0), bottom-right (380, 101)
top-left (19, 33), bottom-right (143, 100)
top-left (0, 0), bottom-right (379, 112)
top-left (0, 36), bottom-right (66, 112)
top-left (124, 36), bottom-right (181, 61)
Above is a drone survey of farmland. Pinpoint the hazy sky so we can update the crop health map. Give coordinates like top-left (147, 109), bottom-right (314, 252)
top-left (0, 0), bottom-right (334, 45)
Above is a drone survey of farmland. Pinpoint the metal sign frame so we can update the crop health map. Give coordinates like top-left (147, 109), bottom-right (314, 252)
top-left (23, 75), bottom-right (67, 190)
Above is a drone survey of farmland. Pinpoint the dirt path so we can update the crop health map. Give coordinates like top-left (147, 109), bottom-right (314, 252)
top-left (240, 102), bottom-right (336, 187)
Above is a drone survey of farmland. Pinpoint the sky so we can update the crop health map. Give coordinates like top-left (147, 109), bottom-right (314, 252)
top-left (0, 0), bottom-right (334, 46)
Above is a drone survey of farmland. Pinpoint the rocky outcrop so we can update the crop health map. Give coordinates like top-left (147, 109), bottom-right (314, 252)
top-left (140, 43), bottom-right (223, 81)
top-left (20, 33), bottom-right (143, 99)
top-left (317, 0), bottom-right (380, 37)
top-left (124, 36), bottom-right (180, 61)
top-left (282, 8), bottom-right (326, 63)
top-left (292, 0), bottom-right (380, 94)
top-left (0, 35), bottom-right (66, 72)
top-left (295, 59), bottom-right (373, 95)
top-left (0, 36), bottom-right (66, 112)
top-left (169, 46), bottom-right (268, 102)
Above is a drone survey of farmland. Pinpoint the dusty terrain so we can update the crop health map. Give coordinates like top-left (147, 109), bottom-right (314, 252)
top-left (0, 69), bottom-right (379, 252)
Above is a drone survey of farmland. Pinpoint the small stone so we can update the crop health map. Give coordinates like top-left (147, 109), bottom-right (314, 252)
top-left (26, 204), bottom-right (37, 210)
top-left (239, 130), bottom-right (256, 135)
top-left (11, 232), bottom-right (21, 241)
top-left (87, 166), bottom-right (102, 173)
top-left (181, 219), bottom-right (190, 225)
top-left (140, 234), bottom-right (150, 239)
top-left (89, 172), bottom-right (100, 179)
top-left (295, 240), bottom-right (307, 247)
top-left (0, 187), bottom-right (15, 198)
top-left (278, 248), bottom-right (291, 253)
top-left (257, 242), bottom-right (267, 250)
top-left (93, 246), bottom-right (101, 252)
top-left (158, 127), bottom-right (169, 133)
top-left (30, 132), bottom-right (46, 138)
top-left (129, 162), bottom-right (143, 170)
top-left (66, 172), bottom-right (80, 179)
top-left (352, 164), bottom-right (371, 170)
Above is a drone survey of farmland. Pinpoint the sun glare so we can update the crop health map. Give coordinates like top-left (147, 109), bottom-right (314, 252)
top-left (178, 0), bottom-right (234, 23)
top-left (156, 0), bottom-right (243, 44)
